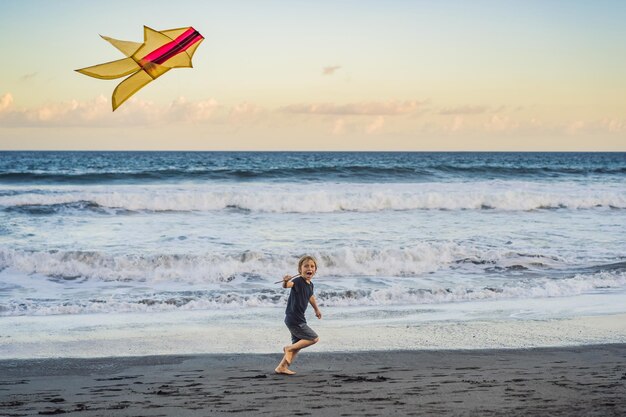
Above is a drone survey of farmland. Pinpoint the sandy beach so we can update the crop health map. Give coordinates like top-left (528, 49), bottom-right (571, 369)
top-left (1, 344), bottom-right (625, 416)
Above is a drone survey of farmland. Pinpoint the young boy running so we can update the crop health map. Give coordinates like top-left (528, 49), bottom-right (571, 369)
top-left (275, 255), bottom-right (322, 375)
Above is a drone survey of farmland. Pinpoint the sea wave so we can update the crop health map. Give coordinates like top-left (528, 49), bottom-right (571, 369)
top-left (317, 271), bottom-right (626, 306)
top-left (0, 245), bottom-right (569, 285)
top-left (2, 270), bottom-right (625, 316)
top-left (0, 167), bottom-right (431, 184)
top-left (434, 165), bottom-right (626, 176)
top-left (1, 186), bottom-right (625, 213)
top-left (1, 163), bottom-right (625, 184)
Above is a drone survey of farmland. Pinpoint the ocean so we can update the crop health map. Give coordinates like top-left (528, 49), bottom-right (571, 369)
top-left (1, 151), bottom-right (625, 357)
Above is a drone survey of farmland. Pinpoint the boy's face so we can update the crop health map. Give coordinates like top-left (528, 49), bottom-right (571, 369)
top-left (300, 260), bottom-right (317, 279)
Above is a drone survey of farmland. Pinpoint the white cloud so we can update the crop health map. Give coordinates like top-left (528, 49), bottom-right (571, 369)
top-left (565, 118), bottom-right (626, 135)
top-left (600, 118), bottom-right (626, 133)
top-left (0, 93), bottom-right (224, 127)
top-left (438, 105), bottom-right (511, 116)
top-left (0, 93), bottom-right (14, 112)
top-left (228, 101), bottom-right (265, 123)
top-left (566, 120), bottom-right (586, 135)
top-left (483, 114), bottom-right (520, 132)
top-left (450, 116), bottom-right (464, 132)
top-left (168, 97), bottom-right (219, 122)
top-left (328, 117), bottom-right (388, 135)
top-left (281, 100), bottom-right (426, 116)
top-left (365, 116), bottom-right (385, 134)
top-left (322, 66), bottom-right (341, 75)
top-left (331, 118), bottom-right (346, 135)
top-left (0, 94), bottom-right (113, 127)
top-left (439, 105), bottom-right (489, 115)
top-left (2, 92), bottom-right (624, 143)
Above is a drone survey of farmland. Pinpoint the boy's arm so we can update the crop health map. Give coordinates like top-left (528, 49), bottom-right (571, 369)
top-left (282, 275), bottom-right (295, 288)
top-left (309, 295), bottom-right (322, 319)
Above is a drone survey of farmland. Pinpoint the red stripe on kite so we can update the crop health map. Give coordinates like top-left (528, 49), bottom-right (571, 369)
top-left (142, 28), bottom-right (203, 65)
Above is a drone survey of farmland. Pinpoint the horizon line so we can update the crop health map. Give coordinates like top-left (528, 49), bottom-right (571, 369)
top-left (1, 149), bottom-right (625, 153)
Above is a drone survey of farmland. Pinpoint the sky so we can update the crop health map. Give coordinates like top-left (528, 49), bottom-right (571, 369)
top-left (0, 0), bottom-right (625, 151)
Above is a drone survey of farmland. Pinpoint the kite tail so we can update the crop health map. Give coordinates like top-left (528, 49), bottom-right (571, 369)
top-left (76, 57), bottom-right (140, 80)
top-left (111, 70), bottom-right (153, 111)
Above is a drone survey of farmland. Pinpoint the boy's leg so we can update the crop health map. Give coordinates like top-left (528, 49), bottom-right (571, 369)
top-left (276, 337), bottom-right (319, 375)
top-left (276, 335), bottom-right (299, 374)
top-left (275, 356), bottom-right (295, 375)
top-left (285, 337), bottom-right (319, 362)
top-left (282, 323), bottom-right (319, 367)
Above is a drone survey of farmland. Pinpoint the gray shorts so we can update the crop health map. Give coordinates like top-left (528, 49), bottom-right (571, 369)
top-left (285, 321), bottom-right (318, 344)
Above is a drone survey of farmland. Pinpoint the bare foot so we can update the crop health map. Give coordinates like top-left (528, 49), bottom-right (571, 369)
top-left (283, 346), bottom-right (294, 365)
top-left (274, 366), bottom-right (296, 375)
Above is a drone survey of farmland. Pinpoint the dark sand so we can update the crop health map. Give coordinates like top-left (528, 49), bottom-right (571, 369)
top-left (1, 344), bottom-right (625, 416)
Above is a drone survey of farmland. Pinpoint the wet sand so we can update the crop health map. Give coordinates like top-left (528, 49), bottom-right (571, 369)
top-left (1, 344), bottom-right (625, 416)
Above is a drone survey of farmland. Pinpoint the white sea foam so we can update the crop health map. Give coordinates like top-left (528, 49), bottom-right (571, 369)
top-left (316, 272), bottom-right (626, 307)
top-left (3, 310), bottom-right (626, 358)
top-left (1, 181), bottom-right (625, 213)
top-left (0, 244), bottom-right (563, 285)
top-left (2, 270), bottom-right (625, 316)
top-left (0, 245), bottom-right (623, 319)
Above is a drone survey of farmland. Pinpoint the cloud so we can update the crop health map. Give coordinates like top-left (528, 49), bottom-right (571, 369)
top-left (439, 105), bottom-right (489, 115)
top-left (566, 118), bottom-right (626, 135)
top-left (322, 66), bottom-right (341, 75)
top-left (168, 97), bottom-right (219, 122)
top-left (566, 120), bottom-right (586, 135)
top-left (0, 93), bottom-right (13, 112)
top-left (20, 72), bottom-right (38, 82)
top-left (329, 116), bottom-right (387, 136)
top-left (0, 93), bottom-right (225, 127)
top-left (600, 118), bottom-right (626, 133)
top-left (331, 118), bottom-right (345, 135)
top-left (482, 114), bottom-right (521, 132)
top-left (450, 116), bottom-right (464, 132)
top-left (280, 100), bottom-right (426, 116)
top-left (0, 94), bottom-right (111, 127)
top-left (438, 105), bottom-right (510, 116)
top-left (365, 116), bottom-right (385, 134)
top-left (2, 92), bottom-right (623, 142)
top-left (228, 101), bottom-right (264, 122)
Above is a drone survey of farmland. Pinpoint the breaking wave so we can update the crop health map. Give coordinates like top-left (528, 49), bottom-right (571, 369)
top-left (2, 270), bottom-right (625, 316)
top-left (1, 184), bottom-right (624, 213)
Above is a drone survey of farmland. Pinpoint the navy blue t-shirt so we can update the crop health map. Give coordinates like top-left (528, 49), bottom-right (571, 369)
top-left (285, 277), bottom-right (314, 325)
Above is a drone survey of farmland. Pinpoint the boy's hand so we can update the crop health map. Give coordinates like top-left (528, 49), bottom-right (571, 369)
top-left (315, 309), bottom-right (322, 319)
top-left (281, 274), bottom-right (295, 288)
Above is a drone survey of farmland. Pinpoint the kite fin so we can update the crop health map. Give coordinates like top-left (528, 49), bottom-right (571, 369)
top-left (76, 57), bottom-right (139, 80)
top-left (184, 39), bottom-right (203, 61)
top-left (132, 26), bottom-right (176, 59)
top-left (100, 35), bottom-right (143, 57)
top-left (162, 39), bottom-right (203, 69)
top-left (159, 50), bottom-right (193, 69)
top-left (161, 27), bottom-right (191, 40)
top-left (111, 70), bottom-right (153, 111)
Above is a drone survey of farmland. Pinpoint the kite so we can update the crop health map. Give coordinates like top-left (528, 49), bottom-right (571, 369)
top-left (76, 26), bottom-right (204, 111)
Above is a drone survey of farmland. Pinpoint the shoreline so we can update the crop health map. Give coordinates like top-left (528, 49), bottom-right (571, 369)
top-left (1, 344), bottom-right (625, 416)
top-left (2, 310), bottom-right (626, 360)
top-left (2, 342), bottom-right (626, 373)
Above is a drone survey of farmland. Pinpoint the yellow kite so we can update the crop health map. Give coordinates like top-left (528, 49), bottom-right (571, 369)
top-left (76, 26), bottom-right (204, 111)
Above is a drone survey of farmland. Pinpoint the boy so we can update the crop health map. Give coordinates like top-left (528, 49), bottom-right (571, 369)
top-left (275, 255), bottom-right (322, 375)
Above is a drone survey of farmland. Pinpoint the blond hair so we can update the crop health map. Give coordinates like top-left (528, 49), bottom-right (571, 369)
top-left (298, 255), bottom-right (318, 274)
